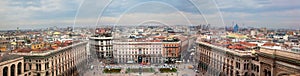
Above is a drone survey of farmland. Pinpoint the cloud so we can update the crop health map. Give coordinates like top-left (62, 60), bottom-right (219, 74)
top-left (98, 12), bottom-right (220, 26)
top-left (0, 0), bottom-right (82, 29)
top-left (216, 0), bottom-right (300, 13)
top-left (0, 0), bottom-right (299, 30)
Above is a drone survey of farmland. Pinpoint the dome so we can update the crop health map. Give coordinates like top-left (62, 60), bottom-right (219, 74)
top-left (53, 32), bottom-right (61, 35)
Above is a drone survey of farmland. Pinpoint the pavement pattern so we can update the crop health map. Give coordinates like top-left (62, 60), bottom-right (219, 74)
top-left (83, 63), bottom-right (198, 76)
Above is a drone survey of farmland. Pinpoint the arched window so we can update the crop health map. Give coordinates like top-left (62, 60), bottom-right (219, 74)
top-left (264, 69), bottom-right (272, 76)
top-left (46, 72), bottom-right (50, 76)
top-left (17, 62), bottom-right (22, 75)
top-left (251, 73), bottom-right (255, 76)
top-left (236, 71), bottom-right (240, 76)
top-left (24, 63), bottom-right (26, 71)
top-left (11, 64), bottom-right (16, 76)
top-left (267, 71), bottom-right (271, 76)
top-left (264, 69), bottom-right (268, 76)
top-left (230, 70), bottom-right (233, 76)
top-left (3, 66), bottom-right (8, 76)
top-left (244, 72), bottom-right (248, 76)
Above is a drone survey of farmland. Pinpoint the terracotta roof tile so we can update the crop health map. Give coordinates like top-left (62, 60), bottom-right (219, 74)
top-left (240, 42), bottom-right (257, 47)
top-left (262, 42), bottom-right (279, 46)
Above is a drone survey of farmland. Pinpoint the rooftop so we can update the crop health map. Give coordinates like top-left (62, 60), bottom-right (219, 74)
top-left (0, 54), bottom-right (22, 63)
top-left (10, 41), bottom-right (87, 56)
top-left (196, 40), bottom-right (253, 57)
top-left (91, 33), bottom-right (112, 37)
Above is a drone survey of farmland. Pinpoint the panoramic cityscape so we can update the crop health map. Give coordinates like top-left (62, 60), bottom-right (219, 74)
top-left (0, 0), bottom-right (300, 76)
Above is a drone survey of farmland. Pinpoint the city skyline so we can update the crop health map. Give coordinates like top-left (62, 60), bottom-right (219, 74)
top-left (1, 23), bottom-right (300, 76)
top-left (0, 0), bottom-right (300, 30)
top-left (1, 1), bottom-right (300, 76)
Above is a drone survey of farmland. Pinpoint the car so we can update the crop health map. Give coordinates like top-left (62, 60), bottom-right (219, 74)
top-left (90, 65), bottom-right (94, 69)
top-left (190, 52), bottom-right (195, 55)
top-left (187, 65), bottom-right (194, 69)
top-left (190, 49), bottom-right (195, 52)
top-left (195, 70), bottom-right (199, 73)
top-left (105, 66), bottom-right (111, 68)
top-left (100, 66), bottom-right (105, 68)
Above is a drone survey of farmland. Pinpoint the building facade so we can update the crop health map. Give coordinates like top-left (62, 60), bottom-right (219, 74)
top-left (0, 40), bottom-right (10, 52)
top-left (196, 41), bottom-right (300, 76)
top-left (258, 47), bottom-right (300, 76)
top-left (113, 42), bottom-right (164, 64)
top-left (89, 36), bottom-right (113, 61)
top-left (0, 56), bottom-right (32, 76)
top-left (10, 41), bottom-right (88, 76)
top-left (89, 28), bottom-right (114, 63)
top-left (163, 41), bottom-right (181, 63)
top-left (195, 41), bottom-right (253, 76)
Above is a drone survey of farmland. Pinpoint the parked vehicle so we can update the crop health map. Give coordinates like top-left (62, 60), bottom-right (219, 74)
top-left (187, 65), bottom-right (194, 69)
top-left (90, 65), bottom-right (94, 69)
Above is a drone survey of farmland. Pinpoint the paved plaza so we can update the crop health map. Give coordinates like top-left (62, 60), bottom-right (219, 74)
top-left (83, 61), bottom-right (198, 76)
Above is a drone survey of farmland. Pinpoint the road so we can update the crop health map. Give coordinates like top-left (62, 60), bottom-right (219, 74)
top-left (181, 37), bottom-right (196, 64)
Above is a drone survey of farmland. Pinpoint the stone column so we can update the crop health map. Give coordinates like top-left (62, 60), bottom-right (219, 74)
top-left (21, 62), bottom-right (24, 74)
top-left (271, 64), bottom-right (274, 76)
top-left (14, 64), bottom-right (17, 76)
top-left (8, 66), bottom-right (11, 76)
top-left (0, 67), bottom-right (2, 76)
top-left (32, 63), bottom-right (36, 72)
top-left (241, 62), bottom-right (244, 72)
top-left (41, 60), bottom-right (45, 76)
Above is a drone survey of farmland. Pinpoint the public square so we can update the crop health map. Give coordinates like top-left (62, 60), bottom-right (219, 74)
top-left (84, 62), bottom-right (197, 76)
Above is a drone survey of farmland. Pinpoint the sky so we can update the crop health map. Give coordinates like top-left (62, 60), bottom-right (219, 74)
top-left (0, 0), bottom-right (300, 30)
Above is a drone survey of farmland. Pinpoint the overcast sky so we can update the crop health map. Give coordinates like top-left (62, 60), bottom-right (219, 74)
top-left (0, 0), bottom-right (300, 30)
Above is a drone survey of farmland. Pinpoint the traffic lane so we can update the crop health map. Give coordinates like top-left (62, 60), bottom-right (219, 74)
top-left (183, 51), bottom-right (194, 63)
top-left (182, 51), bottom-right (191, 61)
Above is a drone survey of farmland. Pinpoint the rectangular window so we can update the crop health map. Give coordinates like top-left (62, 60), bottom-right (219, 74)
top-left (236, 62), bottom-right (240, 69)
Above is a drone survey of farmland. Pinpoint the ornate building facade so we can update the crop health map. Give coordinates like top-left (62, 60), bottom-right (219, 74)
top-left (195, 41), bottom-right (253, 76)
top-left (7, 41), bottom-right (88, 76)
top-left (258, 47), bottom-right (300, 76)
top-left (113, 42), bottom-right (164, 64)
top-left (162, 41), bottom-right (181, 63)
top-left (0, 56), bottom-right (32, 76)
top-left (89, 35), bottom-right (113, 62)
top-left (89, 28), bottom-right (114, 63)
top-left (195, 41), bottom-right (300, 76)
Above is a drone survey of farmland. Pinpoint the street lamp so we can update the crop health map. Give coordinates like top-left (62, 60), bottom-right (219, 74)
top-left (108, 68), bottom-right (111, 75)
top-left (170, 68), bottom-right (173, 76)
top-left (127, 66), bottom-right (131, 76)
top-left (139, 66), bottom-right (142, 76)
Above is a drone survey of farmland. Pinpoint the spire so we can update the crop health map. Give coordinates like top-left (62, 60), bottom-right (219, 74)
top-left (233, 24), bottom-right (239, 33)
